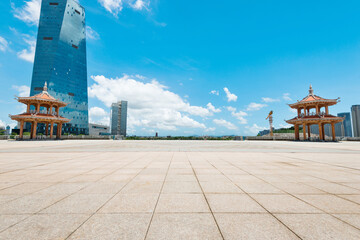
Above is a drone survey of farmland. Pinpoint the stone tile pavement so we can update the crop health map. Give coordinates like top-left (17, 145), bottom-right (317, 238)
top-left (0, 140), bottom-right (359, 239)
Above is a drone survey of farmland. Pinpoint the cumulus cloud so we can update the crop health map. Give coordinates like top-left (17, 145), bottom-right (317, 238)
top-left (89, 107), bottom-right (108, 117)
top-left (12, 0), bottom-right (41, 26)
top-left (246, 102), bottom-right (267, 111)
top-left (86, 26), bottom-right (100, 40)
top-left (213, 119), bottom-right (237, 130)
top-left (0, 36), bottom-right (9, 52)
top-left (245, 124), bottom-right (267, 135)
top-left (223, 87), bottom-right (237, 102)
top-left (17, 37), bottom-right (36, 63)
top-left (0, 120), bottom-right (5, 129)
top-left (227, 107), bottom-right (248, 124)
top-left (98, 0), bottom-right (150, 16)
top-left (207, 103), bottom-right (221, 113)
top-left (262, 97), bottom-right (280, 103)
top-left (12, 85), bottom-right (30, 97)
top-left (130, 0), bottom-right (150, 10)
top-left (89, 107), bottom-right (110, 126)
top-left (88, 75), bottom-right (208, 131)
top-left (210, 90), bottom-right (219, 96)
top-left (283, 93), bottom-right (292, 101)
top-left (205, 127), bottom-right (216, 132)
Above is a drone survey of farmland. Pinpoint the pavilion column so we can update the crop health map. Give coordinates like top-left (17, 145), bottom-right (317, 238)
top-left (319, 123), bottom-right (323, 141)
top-left (50, 122), bottom-right (54, 139)
top-left (19, 121), bottom-right (24, 139)
top-left (56, 107), bottom-right (59, 116)
top-left (32, 121), bottom-right (38, 139)
top-left (30, 122), bottom-right (34, 139)
top-left (307, 124), bottom-right (311, 139)
top-left (304, 107), bottom-right (307, 116)
top-left (36, 103), bottom-right (40, 113)
top-left (303, 124), bottom-right (307, 140)
top-left (325, 106), bottom-right (329, 115)
top-left (322, 124), bottom-right (326, 140)
top-left (331, 122), bottom-right (336, 141)
top-left (297, 109), bottom-right (301, 117)
top-left (50, 105), bottom-right (53, 114)
top-left (45, 123), bottom-right (49, 136)
top-left (26, 104), bottom-right (30, 113)
top-left (57, 123), bottom-right (62, 139)
top-left (316, 105), bottom-right (319, 115)
top-left (294, 124), bottom-right (300, 140)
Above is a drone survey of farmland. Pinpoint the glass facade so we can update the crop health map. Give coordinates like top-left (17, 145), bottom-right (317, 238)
top-left (337, 112), bottom-right (352, 137)
top-left (110, 101), bottom-right (128, 136)
top-left (351, 105), bottom-right (360, 137)
top-left (30, 0), bottom-right (89, 135)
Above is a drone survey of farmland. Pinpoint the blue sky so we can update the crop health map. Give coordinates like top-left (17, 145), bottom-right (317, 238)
top-left (1, 0), bottom-right (360, 136)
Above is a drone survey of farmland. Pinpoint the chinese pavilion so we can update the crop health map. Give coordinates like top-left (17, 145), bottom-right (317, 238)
top-left (10, 82), bottom-right (70, 140)
top-left (286, 85), bottom-right (344, 141)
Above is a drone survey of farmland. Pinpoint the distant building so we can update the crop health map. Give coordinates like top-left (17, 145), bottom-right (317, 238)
top-left (5, 126), bottom-right (10, 135)
top-left (30, 0), bottom-right (89, 135)
top-left (335, 113), bottom-right (352, 137)
top-left (89, 123), bottom-right (110, 136)
top-left (352, 105), bottom-right (360, 137)
top-left (110, 101), bottom-right (128, 136)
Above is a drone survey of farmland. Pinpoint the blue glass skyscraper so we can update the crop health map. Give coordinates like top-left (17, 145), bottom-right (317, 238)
top-left (337, 112), bottom-right (352, 137)
top-left (30, 0), bottom-right (89, 135)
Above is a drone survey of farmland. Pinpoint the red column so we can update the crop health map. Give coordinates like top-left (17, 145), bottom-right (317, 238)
top-left (32, 121), bottom-right (37, 139)
top-left (303, 124), bottom-right (307, 140)
top-left (331, 123), bottom-right (336, 141)
top-left (19, 121), bottom-right (24, 139)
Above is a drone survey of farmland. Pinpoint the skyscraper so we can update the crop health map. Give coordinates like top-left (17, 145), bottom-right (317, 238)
top-left (336, 112), bottom-right (352, 137)
top-left (111, 101), bottom-right (128, 136)
top-left (351, 105), bottom-right (360, 137)
top-left (30, 0), bottom-right (89, 135)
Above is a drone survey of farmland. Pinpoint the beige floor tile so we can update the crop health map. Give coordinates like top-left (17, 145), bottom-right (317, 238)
top-left (0, 214), bottom-right (29, 232)
top-left (296, 194), bottom-right (360, 213)
top-left (272, 182), bottom-right (326, 194)
top-left (215, 213), bottom-right (299, 239)
top-left (162, 181), bottom-right (201, 193)
top-left (166, 174), bottom-right (197, 182)
top-left (78, 182), bottom-right (126, 194)
top-left (276, 214), bottom-right (360, 240)
top-left (206, 193), bottom-right (265, 213)
top-left (156, 194), bottom-right (210, 213)
top-left (121, 181), bottom-right (163, 193)
top-left (100, 193), bottom-right (158, 213)
top-left (41, 193), bottom-right (113, 214)
top-left (238, 182), bottom-right (284, 194)
top-left (68, 213), bottom-right (151, 240)
top-left (252, 194), bottom-right (321, 213)
top-left (307, 182), bottom-right (360, 194)
top-left (0, 182), bottom-right (53, 195)
top-left (200, 182), bottom-right (243, 193)
top-left (338, 194), bottom-right (360, 204)
top-left (146, 213), bottom-right (222, 240)
top-left (0, 214), bottom-right (89, 240)
top-left (333, 214), bottom-right (360, 229)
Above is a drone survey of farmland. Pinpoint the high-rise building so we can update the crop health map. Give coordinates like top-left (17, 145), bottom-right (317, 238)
top-left (30, 0), bottom-right (89, 135)
top-left (352, 105), bottom-right (360, 137)
top-left (110, 101), bottom-right (128, 136)
top-left (336, 113), bottom-right (352, 137)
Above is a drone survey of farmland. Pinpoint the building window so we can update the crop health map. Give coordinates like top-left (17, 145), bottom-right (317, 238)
top-left (49, 2), bottom-right (59, 5)
top-left (68, 93), bottom-right (75, 96)
top-left (43, 37), bottom-right (53, 40)
top-left (72, 44), bottom-right (78, 49)
top-left (34, 87), bottom-right (43, 91)
top-left (75, 10), bottom-right (81, 15)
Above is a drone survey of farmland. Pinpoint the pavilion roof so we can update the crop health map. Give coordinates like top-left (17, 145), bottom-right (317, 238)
top-left (289, 85), bottom-right (339, 108)
top-left (10, 112), bottom-right (70, 123)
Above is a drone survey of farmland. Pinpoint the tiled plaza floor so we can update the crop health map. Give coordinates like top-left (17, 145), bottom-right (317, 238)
top-left (0, 140), bottom-right (360, 239)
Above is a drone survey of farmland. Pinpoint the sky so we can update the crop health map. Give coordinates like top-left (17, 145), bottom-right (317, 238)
top-left (1, 0), bottom-right (360, 136)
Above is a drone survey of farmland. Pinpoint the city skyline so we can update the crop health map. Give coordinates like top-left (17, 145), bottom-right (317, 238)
top-left (1, 0), bottom-right (360, 136)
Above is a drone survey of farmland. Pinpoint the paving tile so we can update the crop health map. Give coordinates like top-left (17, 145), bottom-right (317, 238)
top-left (41, 193), bottom-right (113, 214)
top-left (121, 181), bottom-right (163, 193)
top-left (251, 194), bottom-right (321, 213)
top-left (0, 214), bottom-right (89, 240)
top-left (0, 214), bottom-right (29, 232)
top-left (237, 182), bottom-right (284, 194)
top-left (296, 194), bottom-right (360, 213)
top-left (146, 213), bottom-right (222, 240)
top-left (215, 213), bottom-right (299, 239)
top-left (156, 194), bottom-right (210, 213)
top-left (68, 213), bottom-right (151, 240)
top-left (166, 174), bottom-right (197, 182)
top-left (338, 194), bottom-right (360, 204)
top-left (200, 182), bottom-right (243, 193)
top-left (162, 181), bottom-right (201, 193)
top-left (272, 182), bottom-right (326, 194)
top-left (206, 194), bottom-right (265, 213)
top-left (333, 214), bottom-right (360, 229)
top-left (100, 193), bottom-right (158, 213)
top-left (307, 182), bottom-right (360, 194)
top-left (276, 214), bottom-right (360, 240)
top-left (0, 183), bottom-right (53, 195)
top-left (78, 182), bottom-right (126, 194)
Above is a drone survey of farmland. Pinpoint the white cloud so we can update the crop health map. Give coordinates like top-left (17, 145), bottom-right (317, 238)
top-left (86, 26), bottom-right (100, 40)
top-left (89, 107), bottom-right (108, 117)
top-left (289, 108), bottom-right (297, 114)
top-left (279, 124), bottom-right (292, 129)
top-left (227, 107), bottom-right (248, 124)
top-left (207, 103), bottom-right (221, 113)
top-left (262, 97), bottom-right (280, 103)
top-left (246, 102), bottom-right (267, 111)
top-left (245, 124), bottom-right (267, 135)
top-left (0, 120), bottom-right (5, 129)
top-left (283, 93), bottom-right (292, 101)
top-left (17, 37), bottom-right (36, 63)
top-left (205, 127), bottom-right (216, 133)
top-left (89, 107), bottom-right (110, 126)
top-left (88, 75), bottom-right (208, 131)
top-left (213, 119), bottom-right (237, 130)
top-left (223, 87), bottom-right (237, 102)
top-left (0, 36), bottom-right (9, 52)
top-left (130, 0), bottom-right (150, 10)
top-left (12, 85), bottom-right (30, 97)
top-left (210, 90), bottom-right (219, 96)
top-left (12, 0), bottom-right (41, 26)
top-left (98, 0), bottom-right (123, 16)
